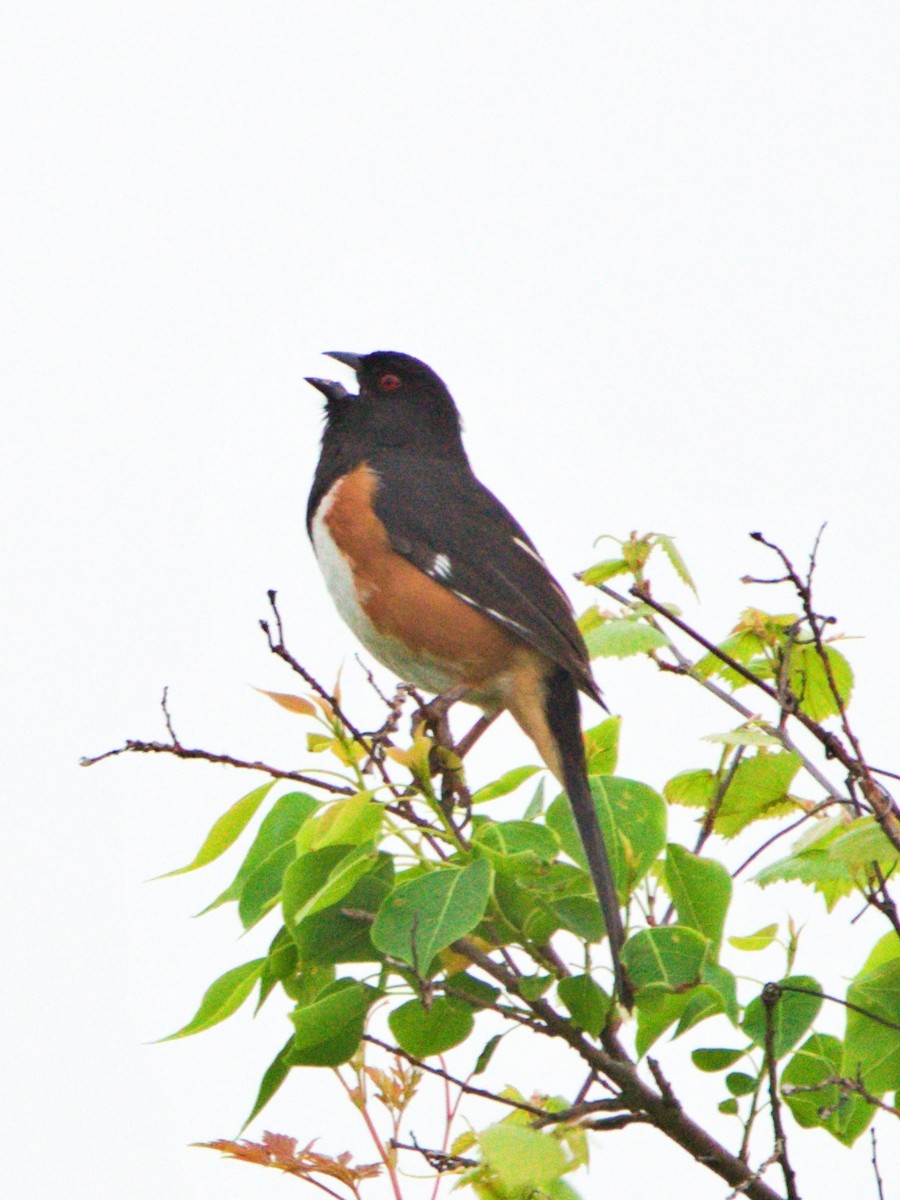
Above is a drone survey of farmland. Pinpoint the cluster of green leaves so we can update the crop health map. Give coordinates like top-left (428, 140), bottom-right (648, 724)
top-left (157, 534), bottom-right (900, 1197)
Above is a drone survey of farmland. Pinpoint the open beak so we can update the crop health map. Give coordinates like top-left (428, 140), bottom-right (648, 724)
top-left (323, 351), bottom-right (363, 373)
top-left (305, 377), bottom-right (351, 403)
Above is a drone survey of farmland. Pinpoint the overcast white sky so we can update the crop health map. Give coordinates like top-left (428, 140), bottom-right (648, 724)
top-left (3, 4), bottom-right (900, 1198)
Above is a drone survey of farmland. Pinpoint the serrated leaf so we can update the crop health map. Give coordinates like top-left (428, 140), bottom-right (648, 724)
top-left (664, 769), bottom-right (717, 809)
top-left (584, 619), bottom-right (669, 659)
top-left (157, 781), bottom-right (276, 878)
top-left (826, 819), bottom-right (900, 870)
top-left (714, 752), bottom-right (801, 837)
top-left (729, 924), bottom-right (778, 952)
top-left (789, 642), bottom-right (854, 721)
top-left (254, 688), bottom-right (317, 718)
top-left (655, 533), bottom-right (698, 597)
top-left (477, 1125), bottom-right (567, 1194)
top-left (159, 958), bottom-right (265, 1040)
top-left (388, 997), bottom-right (474, 1057)
top-left (621, 926), bottom-right (709, 992)
top-left (742, 976), bottom-right (822, 1060)
top-left (665, 844), bottom-right (731, 955)
top-left (703, 727), bottom-right (781, 748)
top-left (371, 858), bottom-right (492, 970)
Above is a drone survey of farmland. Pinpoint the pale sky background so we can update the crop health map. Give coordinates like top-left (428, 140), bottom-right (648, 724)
top-left (3, 4), bottom-right (900, 1198)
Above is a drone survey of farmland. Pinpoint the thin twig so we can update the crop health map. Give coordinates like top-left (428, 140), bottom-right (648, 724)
top-left (871, 1129), bottom-right (886, 1200)
top-left (762, 984), bottom-right (801, 1200)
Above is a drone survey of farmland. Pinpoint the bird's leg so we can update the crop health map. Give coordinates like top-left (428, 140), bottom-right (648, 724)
top-left (413, 685), bottom-right (472, 815)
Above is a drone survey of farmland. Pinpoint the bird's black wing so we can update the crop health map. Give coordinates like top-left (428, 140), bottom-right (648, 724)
top-left (371, 452), bottom-right (601, 702)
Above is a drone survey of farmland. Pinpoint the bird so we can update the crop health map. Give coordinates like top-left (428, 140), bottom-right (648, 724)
top-left (305, 350), bottom-right (631, 1007)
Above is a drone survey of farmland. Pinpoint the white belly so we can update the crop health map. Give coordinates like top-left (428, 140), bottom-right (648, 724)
top-left (310, 487), bottom-right (459, 695)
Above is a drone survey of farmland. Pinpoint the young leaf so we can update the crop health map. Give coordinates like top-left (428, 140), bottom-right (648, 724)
top-left (584, 618), bottom-right (668, 659)
top-left (295, 792), bottom-right (383, 853)
top-left (579, 557), bottom-right (630, 586)
top-left (665, 844), bottom-right (732, 955)
top-left (713, 752), bottom-right (801, 837)
top-left (477, 1125), bottom-right (568, 1194)
top-left (470, 765), bottom-right (541, 805)
top-left (254, 688), bottom-right (317, 718)
top-left (664, 769), bottom-right (717, 809)
top-left (371, 858), bottom-right (492, 971)
top-left (388, 997), bottom-right (474, 1057)
top-left (729, 924), bottom-right (778, 952)
top-left (788, 642), bottom-right (854, 721)
top-left (725, 1071), bottom-right (757, 1096)
top-left (202, 792), bottom-right (319, 914)
top-left (742, 975), bottom-right (822, 1060)
top-left (283, 844), bottom-right (379, 933)
top-left (157, 781), bottom-right (276, 878)
top-left (655, 533), bottom-right (698, 597)
top-left (473, 1033), bottom-right (503, 1076)
top-left (159, 958), bottom-right (265, 1040)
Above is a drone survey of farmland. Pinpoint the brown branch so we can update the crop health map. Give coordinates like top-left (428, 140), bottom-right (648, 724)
top-left (781, 1076), bottom-right (899, 1120)
top-left (762, 984), bottom-right (801, 1200)
top-left (871, 1129), bottom-right (886, 1200)
top-left (451, 937), bottom-right (785, 1200)
top-left (81, 737), bottom-right (353, 794)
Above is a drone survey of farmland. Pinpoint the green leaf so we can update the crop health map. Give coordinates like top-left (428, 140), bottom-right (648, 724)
top-left (729, 924), bottom-right (778, 952)
top-left (371, 858), bottom-right (493, 970)
top-left (546, 776), bottom-right (666, 902)
top-left (742, 976), bottom-right (822, 1060)
top-left (292, 854), bottom-right (394, 965)
top-left (714, 752), bottom-right (802, 837)
top-left (257, 926), bottom-right (298, 1011)
top-left (288, 978), bottom-right (378, 1067)
top-left (703, 727), bottom-right (781, 748)
top-left (553, 894), bottom-right (605, 943)
top-left (557, 974), bottom-right (611, 1036)
top-left (655, 533), bottom-right (698, 596)
top-left (827, 818), bottom-right (900, 870)
top-left (474, 819), bottom-right (559, 864)
top-left (445, 971), bottom-right (501, 1010)
top-left (718, 1098), bottom-right (739, 1115)
top-left (783, 1033), bottom-right (875, 1146)
top-left (664, 769), bottom-right (717, 809)
top-left (202, 791), bottom-right (318, 914)
top-left (725, 1071), bottom-right (758, 1096)
top-left (634, 989), bottom-right (692, 1057)
top-left (692, 1048), bottom-right (747, 1072)
top-left (519, 974), bottom-right (553, 1000)
top-left (473, 1034), bottom-right (503, 1076)
top-left (283, 844), bottom-right (379, 933)
top-left (580, 557), bottom-right (630, 586)
top-left (295, 792), bottom-right (383, 853)
top-left (584, 618), bottom-right (668, 659)
top-left (477, 1124), bottom-right (568, 1194)
top-left (665, 844), bottom-right (732, 955)
top-left (522, 777), bottom-right (546, 820)
top-left (388, 997), bottom-right (474, 1057)
top-left (844, 937), bottom-right (900, 1093)
top-left (754, 818), bottom-right (859, 909)
top-left (241, 1037), bottom-right (293, 1131)
top-left (788, 642), bottom-right (854, 721)
top-left (157, 781), bottom-right (276, 877)
top-left (471, 765), bottom-right (541, 805)
top-left (584, 716), bottom-right (620, 775)
top-left (159, 958), bottom-right (265, 1040)
top-left (620, 926), bottom-right (709, 993)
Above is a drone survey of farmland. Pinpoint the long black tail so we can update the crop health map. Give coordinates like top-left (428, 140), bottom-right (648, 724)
top-left (545, 668), bottom-right (633, 1008)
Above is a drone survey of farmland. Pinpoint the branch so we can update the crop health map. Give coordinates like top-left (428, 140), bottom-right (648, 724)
top-left (452, 937), bottom-right (785, 1200)
top-left (762, 984), bottom-right (801, 1200)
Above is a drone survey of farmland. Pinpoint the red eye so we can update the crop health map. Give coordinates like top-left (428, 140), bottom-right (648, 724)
top-left (379, 373), bottom-right (402, 391)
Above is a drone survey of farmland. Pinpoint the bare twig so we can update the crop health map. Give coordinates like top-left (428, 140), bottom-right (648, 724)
top-left (762, 984), bottom-right (801, 1200)
top-left (871, 1129), bottom-right (886, 1200)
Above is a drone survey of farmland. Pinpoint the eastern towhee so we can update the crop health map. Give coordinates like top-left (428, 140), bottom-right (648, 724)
top-left (306, 351), bottom-right (631, 1006)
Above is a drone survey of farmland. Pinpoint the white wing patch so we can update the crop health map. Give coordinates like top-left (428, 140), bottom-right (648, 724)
top-left (430, 552), bottom-right (453, 580)
top-left (513, 536), bottom-right (545, 565)
top-left (452, 590), bottom-right (530, 638)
